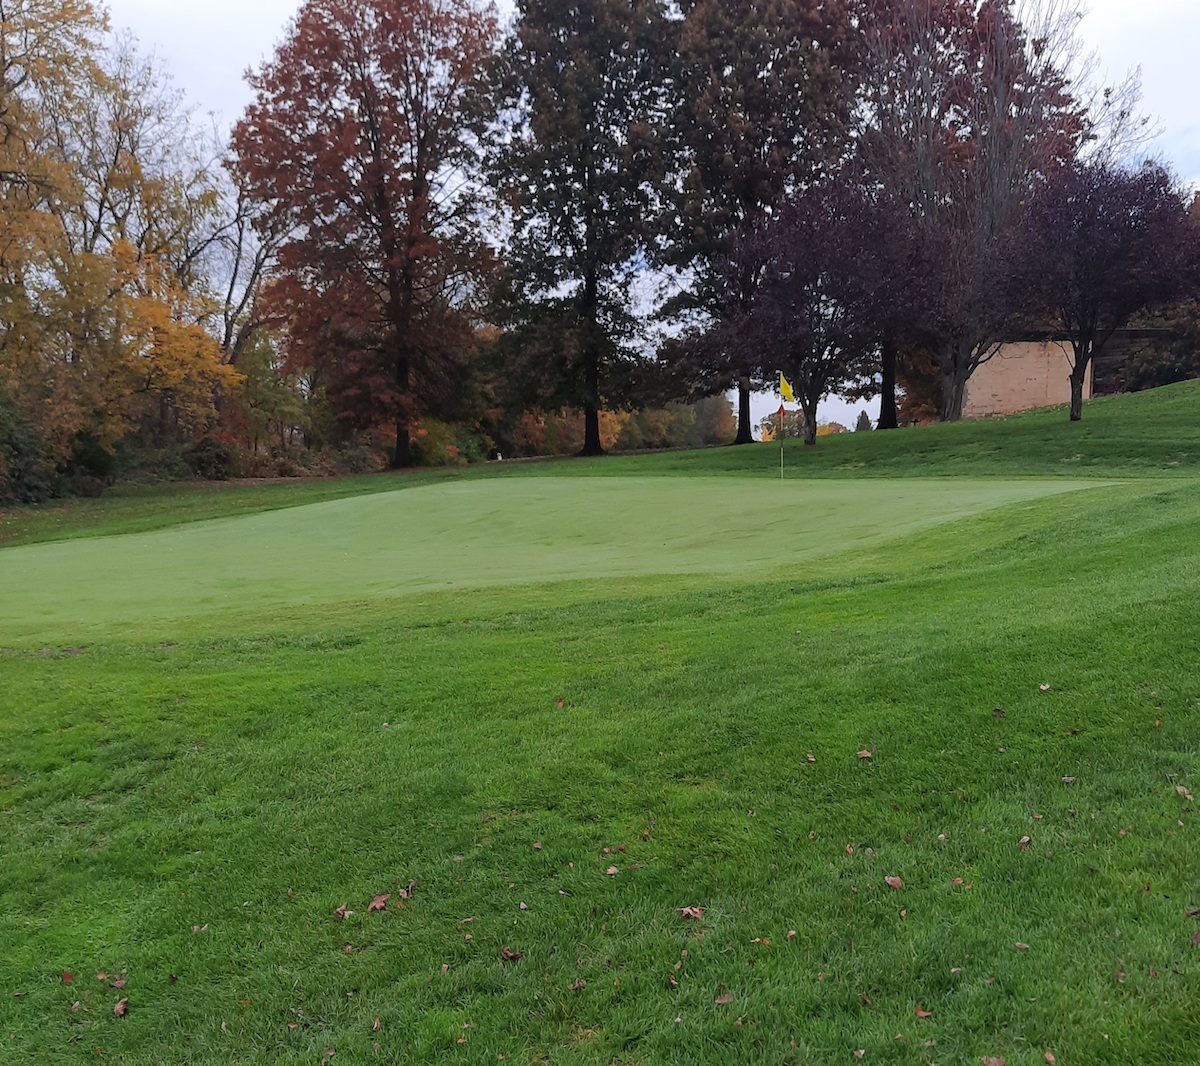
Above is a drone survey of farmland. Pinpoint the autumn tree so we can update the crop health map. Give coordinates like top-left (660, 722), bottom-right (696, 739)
top-left (719, 181), bottom-right (904, 445)
top-left (1008, 160), bottom-right (1194, 421)
top-left (0, 9), bottom-right (236, 480)
top-left (657, 0), bottom-right (857, 442)
top-left (489, 0), bottom-right (670, 456)
top-left (233, 0), bottom-right (498, 467)
top-left (858, 0), bottom-right (1094, 422)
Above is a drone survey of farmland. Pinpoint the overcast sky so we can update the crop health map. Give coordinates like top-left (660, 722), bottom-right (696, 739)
top-left (103, 0), bottom-right (1200, 428)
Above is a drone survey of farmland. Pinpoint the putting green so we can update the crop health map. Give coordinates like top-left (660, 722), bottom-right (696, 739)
top-left (0, 476), bottom-right (1098, 644)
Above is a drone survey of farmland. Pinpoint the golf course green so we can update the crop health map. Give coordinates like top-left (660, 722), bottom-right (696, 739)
top-left (2, 476), bottom-right (1097, 645)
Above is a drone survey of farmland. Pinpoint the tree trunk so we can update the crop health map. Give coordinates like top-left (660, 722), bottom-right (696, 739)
top-left (391, 349), bottom-right (411, 469)
top-left (802, 401), bottom-right (817, 446)
top-left (578, 339), bottom-right (604, 456)
top-left (580, 404), bottom-right (603, 455)
top-left (1068, 350), bottom-right (1090, 422)
top-left (938, 359), bottom-right (967, 422)
top-left (878, 332), bottom-right (899, 429)
top-left (733, 374), bottom-right (754, 444)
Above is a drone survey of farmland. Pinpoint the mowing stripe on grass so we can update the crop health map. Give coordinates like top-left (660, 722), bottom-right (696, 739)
top-left (1, 476), bottom-right (1100, 645)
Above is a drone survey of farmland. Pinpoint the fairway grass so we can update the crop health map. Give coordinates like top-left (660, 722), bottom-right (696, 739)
top-left (0, 476), bottom-right (1100, 646)
top-left (4, 402), bottom-right (1200, 1064)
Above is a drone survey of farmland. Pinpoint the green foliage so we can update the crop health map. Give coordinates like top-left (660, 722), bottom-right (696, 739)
top-left (855, 410), bottom-right (873, 432)
top-left (184, 435), bottom-right (246, 481)
top-left (0, 393), bottom-right (55, 504)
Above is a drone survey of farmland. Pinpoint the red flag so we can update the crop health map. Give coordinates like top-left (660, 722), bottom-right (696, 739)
top-left (778, 405), bottom-right (785, 417)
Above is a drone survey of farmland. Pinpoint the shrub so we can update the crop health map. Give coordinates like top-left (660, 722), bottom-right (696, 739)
top-left (184, 435), bottom-right (246, 481)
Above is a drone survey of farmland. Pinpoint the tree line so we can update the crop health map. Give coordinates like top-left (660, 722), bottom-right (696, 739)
top-left (1, 0), bottom-right (1197, 501)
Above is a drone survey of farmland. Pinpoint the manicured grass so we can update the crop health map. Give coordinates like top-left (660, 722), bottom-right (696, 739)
top-left (5, 378), bottom-right (1200, 552)
top-left (0, 476), bottom-right (1098, 646)
top-left (3, 386), bottom-right (1200, 1064)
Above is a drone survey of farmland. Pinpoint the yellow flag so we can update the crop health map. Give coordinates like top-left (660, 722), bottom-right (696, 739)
top-left (780, 373), bottom-right (795, 403)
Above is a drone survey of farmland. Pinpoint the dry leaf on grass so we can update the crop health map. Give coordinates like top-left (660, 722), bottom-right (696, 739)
top-left (914, 1004), bottom-right (932, 1018)
top-left (1015, 942), bottom-right (1030, 950)
top-left (1045, 1054), bottom-right (1056, 1065)
top-left (715, 993), bottom-right (735, 1006)
top-left (1176, 785), bottom-right (1194, 802)
top-left (606, 866), bottom-right (620, 876)
top-left (1018, 836), bottom-right (1031, 851)
top-left (679, 906), bottom-right (704, 919)
top-left (368, 894), bottom-right (389, 913)
top-left (569, 979), bottom-right (586, 991)
top-left (500, 947), bottom-right (523, 961)
top-left (981, 1058), bottom-right (1006, 1066)
top-left (992, 708), bottom-right (1006, 719)
top-left (113, 998), bottom-right (128, 1018)
top-left (398, 880), bottom-right (416, 900)
top-left (885, 876), bottom-right (903, 890)
top-left (856, 750), bottom-right (872, 759)
top-left (62, 972), bottom-right (73, 984)
top-left (373, 1019), bottom-right (381, 1032)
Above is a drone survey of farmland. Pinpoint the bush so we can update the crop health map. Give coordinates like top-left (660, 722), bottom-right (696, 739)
top-left (184, 435), bottom-right (246, 481)
top-left (0, 396), bottom-right (55, 504)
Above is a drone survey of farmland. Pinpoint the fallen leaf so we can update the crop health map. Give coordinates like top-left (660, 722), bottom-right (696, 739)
top-left (398, 880), bottom-right (416, 900)
top-left (915, 1004), bottom-right (932, 1019)
top-left (668, 974), bottom-right (678, 988)
top-left (981, 1059), bottom-right (1006, 1066)
top-left (71, 1001), bottom-right (80, 1012)
top-left (368, 894), bottom-right (390, 913)
top-left (62, 972), bottom-right (73, 984)
top-left (806, 752), bottom-right (816, 763)
top-left (453, 855), bottom-right (463, 862)
top-left (96, 972), bottom-right (107, 981)
top-left (1155, 718), bottom-right (1162, 728)
top-left (1176, 785), bottom-right (1194, 802)
top-left (606, 866), bottom-right (620, 876)
top-left (1191, 930), bottom-right (1200, 946)
top-left (952, 878), bottom-right (964, 886)
top-left (992, 708), bottom-right (1006, 719)
top-left (1015, 942), bottom-right (1030, 950)
top-left (1045, 1054), bottom-right (1056, 1065)
top-left (750, 937), bottom-right (771, 945)
top-left (519, 902), bottom-right (528, 911)
top-left (287, 1023), bottom-right (297, 1031)
top-left (715, 993), bottom-right (735, 1006)
top-left (110, 979), bottom-right (126, 990)
top-left (885, 876), bottom-right (903, 890)
top-left (808, 831), bottom-right (816, 840)
top-left (569, 978), bottom-right (586, 991)
top-left (442, 963), bottom-right (449, 973)
top-left (320, 1051), bottom-right (335, 1066)
top-left (533, 841), bottom-right (542, 850)
top-left (857, 750), bottom-right (872, 759)
top-left (1061, 777), bottom-right (1076, 784)
top-left (1019, 836), bottom-right (1031, 851)
top-left (787, 930), bottom-right (796, 940)
top-left (333, 904), bottom-right (348, 921)
top-left (500, 947), bottom-right (523, 961)
top-left (854, 1051), bottom-right (866, 1059)
top-left (113, 998), bottom-right (128, 1018)
top-left (555, 697), bottom-right (564, 707)
top-left (858, 993), bottom-right (873, 1007)
top-left (1039, 683), bottom-right (1051, 692)
top-left (846, 844), bottom-right (854, 855)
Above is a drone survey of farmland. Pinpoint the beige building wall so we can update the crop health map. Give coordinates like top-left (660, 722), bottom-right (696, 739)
top-left (963, 340), bottom-right (1093, 419)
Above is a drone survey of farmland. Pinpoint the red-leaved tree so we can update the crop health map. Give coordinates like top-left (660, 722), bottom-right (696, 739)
top-left (1008, 160), bottom-right (1195, 421)
top-left (232, 0), bottom-right (498, 466)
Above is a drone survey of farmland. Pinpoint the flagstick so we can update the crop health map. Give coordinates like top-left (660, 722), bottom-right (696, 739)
top-left (780, 408), bottom-right (785, 481)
